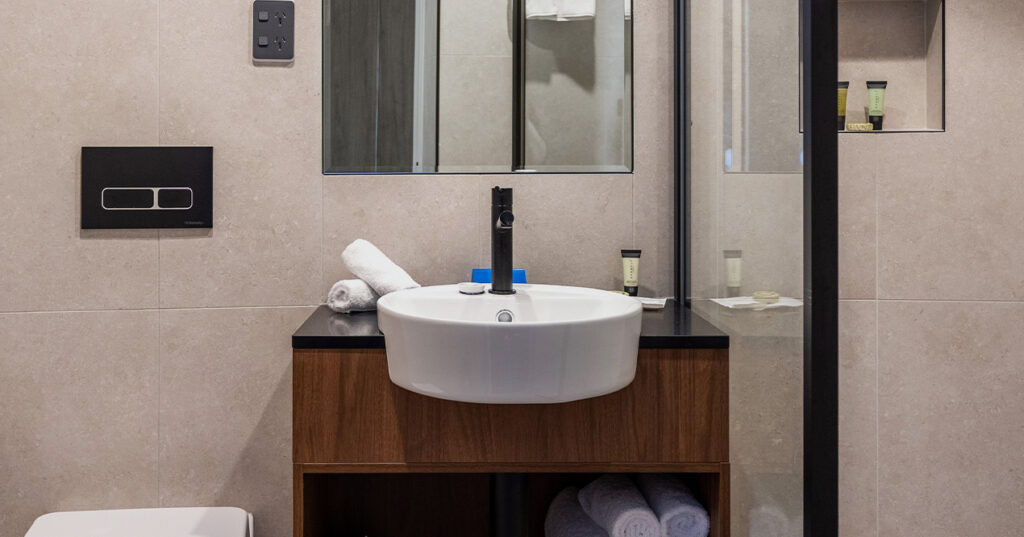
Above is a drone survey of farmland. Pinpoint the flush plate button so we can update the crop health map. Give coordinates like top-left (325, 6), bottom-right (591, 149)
top-left (81, 146), bottom-right (212, 229)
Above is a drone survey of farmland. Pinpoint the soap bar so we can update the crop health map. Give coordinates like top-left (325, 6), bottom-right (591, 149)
top-left (846, 123), bottom-right (874, 131)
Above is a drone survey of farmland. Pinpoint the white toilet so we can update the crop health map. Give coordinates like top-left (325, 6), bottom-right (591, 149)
top-left (25, 507), bottom-right (252, 537)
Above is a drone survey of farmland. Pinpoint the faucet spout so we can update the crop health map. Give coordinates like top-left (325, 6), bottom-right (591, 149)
top-left (490, 187), bottom-right (515, 294)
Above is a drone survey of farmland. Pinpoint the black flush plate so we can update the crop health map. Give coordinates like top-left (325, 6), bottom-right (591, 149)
top-left (81, 147), bottom-right (213, 229)
top-left (253, 1), bottom-right (294, 62)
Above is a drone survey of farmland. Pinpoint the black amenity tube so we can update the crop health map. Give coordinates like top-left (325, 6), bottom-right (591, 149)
top-left (802, 0), bottom-right (840, 535)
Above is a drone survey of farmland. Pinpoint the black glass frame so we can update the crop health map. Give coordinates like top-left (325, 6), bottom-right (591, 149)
top-left (675, 0), bottom-right (839, 534)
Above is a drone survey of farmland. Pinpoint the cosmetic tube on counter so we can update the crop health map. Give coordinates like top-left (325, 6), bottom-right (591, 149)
top-left (621, 249), bottom-right (641, 296)
top-left (867, 81), bottom-right (887, 130)
top-left (724, 250), bottom-right (742, 297)
top-left (837, 81), bottom-right (849, 130)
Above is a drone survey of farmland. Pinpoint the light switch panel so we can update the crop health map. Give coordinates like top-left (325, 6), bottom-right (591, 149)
top-left (252, 1), bottom-right (294, 62)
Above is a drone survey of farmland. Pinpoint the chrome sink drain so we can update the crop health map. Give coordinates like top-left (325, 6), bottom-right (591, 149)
top-left (495, 309), bottom-right (514, 323)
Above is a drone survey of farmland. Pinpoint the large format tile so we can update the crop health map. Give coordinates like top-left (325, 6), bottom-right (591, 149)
top-left (878, 301), bottom-right (1024, 537)
top-left (490, 175), bottom-right (634, 291)
top-left (157, 0), bottom-right (323, 308)
top-left (838, 135), bottom-right (877, 299)
top-left (439, 0), bottom-right (513, 57)
top-left (158, 307), bottom-right (313, 537)
top-left (0, 0), bottom-right (160, 312)
top-left (875, 133), bottom-right (1024, 301)
top-left (322, 175), bottom-right (487, 292)
top-left (838, 300), bottom-right (877, 537)
top-left (0, 311), bottom-right (159, 537)
top-left (437, 55), bottom-right (513, 171)
top-left (630, 0), bottom-right (676, 298)
top-left (719, 174), bottom-right (804, 299)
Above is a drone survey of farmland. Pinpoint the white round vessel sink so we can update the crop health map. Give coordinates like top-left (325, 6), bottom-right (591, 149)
top-left (377, 284), bottom-right (642, 404)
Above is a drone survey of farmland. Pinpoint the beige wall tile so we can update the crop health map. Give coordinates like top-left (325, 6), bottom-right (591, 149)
top-left (158, 307), bottom-right (313, 537)
top-left (323, 175), bottom-right (487, 291)
top-left (839, 135), bottom-right (877, 299)
top-left (157, 0), bottom-right (323, 308)
top-left (439, 0), bottom-right (513, 56)
top-left (839, 300), bottom-right (878, 537)
top-left (878, 301), bottom-right (1024, 537)
top-left (489, 175), bottom-right (634, 290)
top-left (0, 0), bottom-right (160, 313)
top-left (728, 333), bottom-right (804, 537)
top-left (875, 133), bottom-right (1024, 300)
top-left (631, 0), bottom-right (676, 297)
top-left (719, 174), bottom-right (804, 299)
top-left (437, 55), bottom-right (513, 171)
top-left (0, 311), bottom-right (159, 537)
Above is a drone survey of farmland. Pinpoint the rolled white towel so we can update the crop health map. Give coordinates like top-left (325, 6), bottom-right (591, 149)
top-left (578, 474), bottom-right (660, 537)
top-left (327, 279), bottom-right (380, 313)
top-left (341, 239), bottom-right (420, 296)
top-left (635, 474), bottom-right (710, 537)
top-left (545, 487), bottom-right (608, 537)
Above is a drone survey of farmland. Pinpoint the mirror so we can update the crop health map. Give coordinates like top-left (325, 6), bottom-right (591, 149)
top-left (323, 0), bottom-right (633, 174)
top-left (722, 0), bottom-right (802, 173)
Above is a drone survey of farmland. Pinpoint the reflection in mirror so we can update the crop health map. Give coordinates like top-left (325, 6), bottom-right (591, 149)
top-left (323, 0), bottom-right (633, 174)
top-left (722, 0), bottom-right (802, 173)
top-left (523, 0), bottom-right (633, 172)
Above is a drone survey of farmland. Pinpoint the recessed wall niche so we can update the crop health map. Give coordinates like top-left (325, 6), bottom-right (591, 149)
top-left (838, 0), bottom-right (945, 132)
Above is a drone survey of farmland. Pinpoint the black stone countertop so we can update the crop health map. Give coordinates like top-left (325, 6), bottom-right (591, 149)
top-left (292, 300), bottom-right (728, 350)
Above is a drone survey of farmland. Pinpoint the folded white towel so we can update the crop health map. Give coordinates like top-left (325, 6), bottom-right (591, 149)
top-left (526, 0), bottom-right (558, 19)
top-left (578, 475), bottom-right (660, 537)
top-left (341, 239), bottom-right (420, 296)
top-left (545, 487), bottom-right (608, 537)
top-left (636, 474), bottom-right (710, 537)
top-left (327, 279), bottom-right (380, 313)
top-left (557, 0), bottom-right (596, 20)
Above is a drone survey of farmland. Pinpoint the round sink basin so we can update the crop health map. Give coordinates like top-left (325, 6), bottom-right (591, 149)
top-left (377, 284), bottom-right (642, 404)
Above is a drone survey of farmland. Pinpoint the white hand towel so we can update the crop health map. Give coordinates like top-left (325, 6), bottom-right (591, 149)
top-left (327, 279), bottom-right (380, 313)
top-left (557, 0), bottom-right (596, 20)
top-left (636, 474), bottom-right (711, 537)
top-left (625, 0), bottom-right (632, 19)
top-left (545, 487), bottom-right (608, 537)
top-left (341, 239), bottom-right (420, 296)
top-left (526, 0), bottom-right (558, 19)
top-left (578, 474), bottom-right (660, 537)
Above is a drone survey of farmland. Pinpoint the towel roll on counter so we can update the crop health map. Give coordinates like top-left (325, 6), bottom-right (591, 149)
top-left (341, 239), bottom-right (420, 296)
top-left (326, 279), bottom-right (379, 313)
top-left (578, 475), bottom-right (660, 537)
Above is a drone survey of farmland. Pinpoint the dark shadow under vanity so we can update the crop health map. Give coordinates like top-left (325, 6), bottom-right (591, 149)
top-left (292, 301), bottom-right (730, 537)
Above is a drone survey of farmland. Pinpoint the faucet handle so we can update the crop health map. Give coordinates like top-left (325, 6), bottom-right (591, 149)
top-left (497, 210), bottom-right (514, 228)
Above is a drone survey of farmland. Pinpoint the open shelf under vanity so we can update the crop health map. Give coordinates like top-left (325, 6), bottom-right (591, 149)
top-left (291, 305), bottom-right (731, 537)
top-left (298, 469), bottom-right (729, 537)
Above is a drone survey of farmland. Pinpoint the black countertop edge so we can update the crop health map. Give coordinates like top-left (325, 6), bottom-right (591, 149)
top-left (292, 300), bottom-right (729, 350)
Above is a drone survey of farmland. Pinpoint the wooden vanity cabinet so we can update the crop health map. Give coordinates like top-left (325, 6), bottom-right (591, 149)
top-left (293, 347), bottom-right (730, 537)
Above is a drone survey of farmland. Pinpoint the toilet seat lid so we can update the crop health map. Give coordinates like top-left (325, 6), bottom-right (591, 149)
top-left (26, 507), bottom-right (250, 537)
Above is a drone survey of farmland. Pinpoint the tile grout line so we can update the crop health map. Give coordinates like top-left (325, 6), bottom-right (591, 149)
top-left (873, 136), bottom-right (880, 537)
top-left (0, 305), bottom-right (322, 316)
top-left (156, 0), bottom-right (161, 506)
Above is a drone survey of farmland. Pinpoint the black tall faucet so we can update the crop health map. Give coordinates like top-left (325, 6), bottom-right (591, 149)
top-left (490, 186), bottom-right (515, 294)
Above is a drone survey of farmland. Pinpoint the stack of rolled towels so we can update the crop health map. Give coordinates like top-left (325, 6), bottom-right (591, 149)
top-left (546, 474), bottom-right (710, 537)
top-left (326, 239), bottom-right (420, 313)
